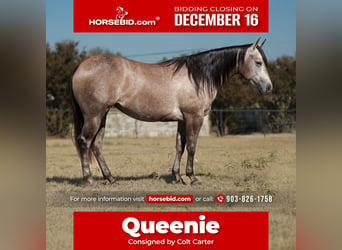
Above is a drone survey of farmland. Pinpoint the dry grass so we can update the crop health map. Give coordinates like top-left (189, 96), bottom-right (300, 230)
top-left (46, 134), bottom-right (296, 249)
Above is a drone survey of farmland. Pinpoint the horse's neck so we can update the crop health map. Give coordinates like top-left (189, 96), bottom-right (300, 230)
top-left (209, 50), bottom-right (240, 100)
top-left (220, 48), bottom-right (241, 84)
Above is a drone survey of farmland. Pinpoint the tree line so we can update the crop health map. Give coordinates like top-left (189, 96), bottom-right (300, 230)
top-left (46, 40), bottom-right (296, 136)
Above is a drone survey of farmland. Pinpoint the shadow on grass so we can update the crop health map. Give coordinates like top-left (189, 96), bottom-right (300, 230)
top-left (46, 173), bottom-right (207, 186)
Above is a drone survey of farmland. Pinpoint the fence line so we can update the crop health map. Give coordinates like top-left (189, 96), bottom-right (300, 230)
top-left (210, 109), bottom-right (296, 136)
top-left (46, 109), bottom-right (71, 112)
top-left (211, 108), bottom-right (296, 113)
top-left (46, 108), bottom-right (296, 137)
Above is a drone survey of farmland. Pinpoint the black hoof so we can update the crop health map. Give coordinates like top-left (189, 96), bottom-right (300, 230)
top-left (105, 176), bottom-right (116, 184)
top-left (190, 179), bottom-right (202, 186)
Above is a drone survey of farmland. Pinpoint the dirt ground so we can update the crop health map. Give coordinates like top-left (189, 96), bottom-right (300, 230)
top-left (46, 134), bottom-right (296, 249)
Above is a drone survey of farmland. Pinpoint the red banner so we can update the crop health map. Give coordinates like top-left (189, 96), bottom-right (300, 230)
top-left (74, 211), bottom-right (268, 249)
top-left (74, 0), bottom-right (268, 32)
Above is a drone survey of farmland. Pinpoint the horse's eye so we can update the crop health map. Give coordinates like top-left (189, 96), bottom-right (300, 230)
top-left (255, 61), bottom-right (262, 67)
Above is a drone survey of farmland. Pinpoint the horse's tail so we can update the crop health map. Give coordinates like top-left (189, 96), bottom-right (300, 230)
top-left (69, 65), bottom-right (93, 163)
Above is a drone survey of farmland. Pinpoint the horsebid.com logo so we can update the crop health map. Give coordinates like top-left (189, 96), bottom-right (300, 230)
top-left (88, 4), bottom-right (158, 26)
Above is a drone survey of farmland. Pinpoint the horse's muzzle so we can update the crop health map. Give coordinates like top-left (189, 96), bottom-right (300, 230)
top-left (266, 83), bottom-right (272, 93)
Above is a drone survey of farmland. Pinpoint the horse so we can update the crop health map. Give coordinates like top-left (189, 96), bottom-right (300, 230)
top-left (116, 7), bottom-right (128, 20)
top-left (70, 38), bottom-right (272, 186)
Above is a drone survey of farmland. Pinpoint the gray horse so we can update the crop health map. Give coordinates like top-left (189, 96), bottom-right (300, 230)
top-left (70, 38), bottom-right (272, 186)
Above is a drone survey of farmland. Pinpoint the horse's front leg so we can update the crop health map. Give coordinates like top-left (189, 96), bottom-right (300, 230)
top-left (185, 114), bottom-right (203, 185)
top-left (172, 121), bottom-right (186, 184)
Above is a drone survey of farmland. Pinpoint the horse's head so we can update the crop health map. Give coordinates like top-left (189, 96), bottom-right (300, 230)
top-left (239, 38), bottom-right (273, 94)
top-left (116, 7), bottom-right (128, 15)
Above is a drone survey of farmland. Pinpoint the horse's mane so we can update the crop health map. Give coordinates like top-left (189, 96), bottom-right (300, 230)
top-left (160, 44), bottom-right (267, 92)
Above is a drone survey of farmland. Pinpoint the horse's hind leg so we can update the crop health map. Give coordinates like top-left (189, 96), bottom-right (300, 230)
top-left (184, 114), bottom-right (203, 185)
top-left (91, 112), bottom-right (115, 184)
top-left (171, 121), bottom-right (186, 184)
top-left (77, 115), bottom-right (102, 186)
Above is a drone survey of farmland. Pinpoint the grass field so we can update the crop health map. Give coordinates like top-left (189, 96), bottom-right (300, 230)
top-left (46, 134), bottom-right (296, 249)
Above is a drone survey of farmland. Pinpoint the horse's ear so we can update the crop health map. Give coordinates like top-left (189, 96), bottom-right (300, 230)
top-left (260, 39), bottom-right (266, 48)
top-left (252, 37), bottom-right (261, 49)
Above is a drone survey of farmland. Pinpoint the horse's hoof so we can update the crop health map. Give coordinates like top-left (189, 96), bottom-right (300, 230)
top-left (105, 176), bottom-right (116, 184)
top-left (85, 177), bottom-right (97, 186)
top-left (190, 179), bottom-right (202, 186)
top-left (172, 178), bottom-right (186, 185)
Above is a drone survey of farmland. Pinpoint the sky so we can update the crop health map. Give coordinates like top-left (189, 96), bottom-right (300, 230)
top-left (46, 1), bottom-right (296, 63)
